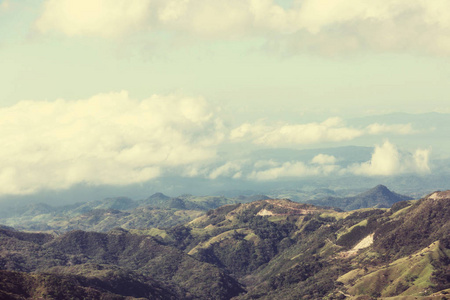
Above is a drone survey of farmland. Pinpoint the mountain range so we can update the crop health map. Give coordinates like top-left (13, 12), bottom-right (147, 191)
top-left (306, 184), bottom-right (414, 211)
top-left (0, 186), bottom-right (409, 232)
top-left (0, 188), bottom-right (449, 299)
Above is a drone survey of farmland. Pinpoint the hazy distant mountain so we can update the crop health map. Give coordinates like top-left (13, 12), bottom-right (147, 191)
top-left (139, 192), bottom-right (172, 207)
top-left (235, 194), bottom-right (272, 202)
top-left (0, 186), bottom-right (414, 232)
top-left (306, 184), bottom-right (413, 210)
top-left (0, 193), bottom-right (266, 232)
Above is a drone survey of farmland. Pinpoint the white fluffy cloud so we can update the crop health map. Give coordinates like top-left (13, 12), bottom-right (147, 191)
top-left (0, 90), bottom-right (433, 194)
top-left (249, 160), bottom-right (338, 181)
top-left (311, 154), bottom-right (337, 165)
top-left (348, 141), bottom-right (431, 176)
top-left (0, 91), bottom-right (222, 195)
top-left (366, 123), bottom-right (415, 135)
top-left (35, 0), bottom-right (450, 55)
top-left (230, 118), bottom-right (416, 147)
top-left (247, 142), bottom-right (431, 181)
top-left (249, 161), bottom-right (317, 181)
top-left (230, 117), bottom-right (362, 146)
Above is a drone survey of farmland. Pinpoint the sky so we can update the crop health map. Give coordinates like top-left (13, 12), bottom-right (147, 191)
top-left (0, 0), bottom-right (450, 198)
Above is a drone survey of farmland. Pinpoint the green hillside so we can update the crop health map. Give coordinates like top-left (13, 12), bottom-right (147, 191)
top-left (0, 190), bottom-right (449, 299)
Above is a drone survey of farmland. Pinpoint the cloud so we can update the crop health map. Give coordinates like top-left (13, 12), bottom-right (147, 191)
top-left (412, 148), bottom-right (431, 173)
top-left (0, 91), bottom-right (222, 195)
top-left (249, 159), bottom-right (338, 181)
top-left (35, 0), bottom-right (450, 55)
top-left (230, 117), bottom-right (363, 146)
top-left (311, 154), bottom-right (337, 165)
top-left (34, 0), bottom-right (290, 38)
top-left (253, 160), bottom-right (279, 169)
top-left (208, 161), bottom-right (242, 180)
top-left (35, 0), bottom-right (152, 38)
top-left (248, 141), bottom-right (431, 180)
top-left (0, 89), bottom-right (434, 195)
top-left (230, 118), bottom-right (416, 147)
top-left (288, 0), bottom-right (450, 56)
top-left (366, 123), bottom-right (415, 135)
top-left (348, 140), bottom-right (431, 176)
top-left (249, 161), bottom-right (318, 181)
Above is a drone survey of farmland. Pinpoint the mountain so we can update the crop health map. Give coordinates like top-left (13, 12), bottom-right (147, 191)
top-left (0, 190), bottom-right (449, 299)
top-left (357, 184), bottom-right (413, 207)
top-left (150, 192), bottom-right (449, 299)
top-left (0, 268), bottom-right (178, 300)
top-left (1, 206), bottom-right (204, 233)
top-left (306, 184), bottom-right (413, 210)
top-left (0, 193), bottom-right (269, 232)
top-left (141, 194), bottom-right (250, 211)
top-left (140, 192), bottom-right (172, 207)
top-left (0, 227), bottom-right (244, 299)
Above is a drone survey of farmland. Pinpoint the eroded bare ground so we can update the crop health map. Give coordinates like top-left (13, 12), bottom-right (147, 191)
top-left (254, 199), bottom-right (326, 216)
top-left (339, 233), bottom-right (374, 258)
top-left (428, 190), bottom-right (450, 200)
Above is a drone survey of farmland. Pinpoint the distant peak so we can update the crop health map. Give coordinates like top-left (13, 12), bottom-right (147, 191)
top-left (365, 185), bottom-right (392, 195)
top-left (373, 184), bottom-right (389, 191)
top-left (149, 192), bottom-right (170, 199)
top-left (357, 185), bottom-right (397, 199)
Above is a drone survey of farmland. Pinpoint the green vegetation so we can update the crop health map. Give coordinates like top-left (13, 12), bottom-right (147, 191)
top-left (0, 190), bottom-right (449, 299)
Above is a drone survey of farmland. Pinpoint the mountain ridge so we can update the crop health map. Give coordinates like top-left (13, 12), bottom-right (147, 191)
top-left (306, 184), bottom-right (413, 211)
top-left (0, 185), bottom-right (412, 233)
top-left (0, 188), bottom-right (448, 299)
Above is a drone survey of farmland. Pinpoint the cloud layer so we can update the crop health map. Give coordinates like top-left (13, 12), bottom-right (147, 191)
top-left (0, 91), bottom-right (222, 195)
top-left (249, 160), bottom-right (338, 181)
top-left (248, 142), bottom-right (431, 181)
top-left (230, 118), bottom-right (415, 147)
top-left (35, 0), bottom-right (450, 55)
top-left (0, 91), bottom-right (432, 195)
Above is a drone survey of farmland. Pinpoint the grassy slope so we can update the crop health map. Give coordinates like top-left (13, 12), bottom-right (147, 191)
top-left (0, 228), bottom-right (245, 300)
top-left (339, 241), bottom-right (449, 297)
top-left (0, 193), bottom-right (449, 300)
